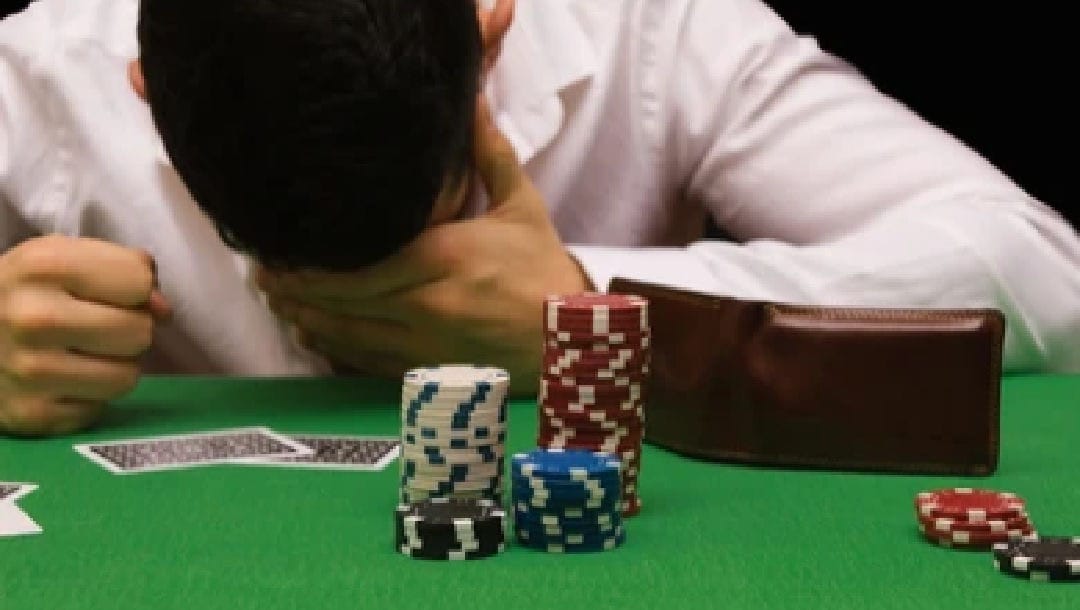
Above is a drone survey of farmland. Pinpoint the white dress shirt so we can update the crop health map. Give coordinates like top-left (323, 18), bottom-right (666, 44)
top-left (2, 0), bottom-right (1078, 376)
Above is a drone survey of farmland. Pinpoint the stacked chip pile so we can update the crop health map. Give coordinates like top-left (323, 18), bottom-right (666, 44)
top-left (399, 365), bottom-right (509, 504)
top-left (993, 536), bottom-right (1080, 582)
top-left (538, 293), bottom-right (649, 517)
top-left (512, 449), bottom-right (625, 553)
top-left (914, 487), bottom-right (1037, 549)
top-left (395, 497), bottom-right (506, 560)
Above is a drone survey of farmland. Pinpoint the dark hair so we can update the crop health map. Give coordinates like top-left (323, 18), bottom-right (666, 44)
top-left (137, 0), bottom-right (482, 270)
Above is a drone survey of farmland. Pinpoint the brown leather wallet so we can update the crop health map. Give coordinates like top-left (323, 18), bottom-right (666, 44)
top-left (608, 278), bottom-right (1006, 476)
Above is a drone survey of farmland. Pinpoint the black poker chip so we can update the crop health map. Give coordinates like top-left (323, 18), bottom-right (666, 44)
top-left (992, 535), bottom-right (1080, 582)
top-left (394, 497), bottom-right (506, 561)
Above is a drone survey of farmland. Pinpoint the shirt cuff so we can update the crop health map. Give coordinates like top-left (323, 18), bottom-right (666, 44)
top-left (566, 245), bottom-right (720, 294)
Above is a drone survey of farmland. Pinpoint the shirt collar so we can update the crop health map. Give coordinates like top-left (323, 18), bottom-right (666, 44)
top-left (486, 0), bottom-right (597, 165)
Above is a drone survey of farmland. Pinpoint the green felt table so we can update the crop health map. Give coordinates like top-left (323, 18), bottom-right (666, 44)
top-left (1, 374), bottom-right (1078, 609)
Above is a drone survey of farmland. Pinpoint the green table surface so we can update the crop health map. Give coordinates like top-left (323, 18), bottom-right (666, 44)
top-left (1, 374), bottom-right (1078, 609)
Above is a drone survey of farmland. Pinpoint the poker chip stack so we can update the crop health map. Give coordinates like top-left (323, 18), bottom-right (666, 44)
top-left (538, 293), bottom-right (649, 517)
top-left (993, 535), bottom-right (1080, 582)
top-left (914, 487), bottom-right (1037, 549)
top-left (395, 497), bottom-right (507, 560)
top-left (399, 365), bottom-right (509, 504)
top-left (511, 449), bottom-right (626, 553)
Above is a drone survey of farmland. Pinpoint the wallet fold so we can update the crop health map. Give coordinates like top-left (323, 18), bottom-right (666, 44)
top-left (608, 278), bottom-right (1006, 476)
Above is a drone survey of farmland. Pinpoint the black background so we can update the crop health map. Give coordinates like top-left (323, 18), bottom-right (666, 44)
top-left (763, 2), bottom-right (1074, 226)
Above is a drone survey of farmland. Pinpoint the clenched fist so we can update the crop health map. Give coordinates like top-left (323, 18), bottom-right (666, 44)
top-left (0, 235), bottom-right (170, 436)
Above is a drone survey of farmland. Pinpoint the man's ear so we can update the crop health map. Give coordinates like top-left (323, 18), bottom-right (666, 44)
top-left (477, 0), bottom-right (514, 71)
top-left (128, 59), bottom-right (147, 101)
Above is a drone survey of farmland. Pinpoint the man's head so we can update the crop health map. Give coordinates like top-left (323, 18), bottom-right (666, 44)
top-left (136, 0), bottom-right (484, 270)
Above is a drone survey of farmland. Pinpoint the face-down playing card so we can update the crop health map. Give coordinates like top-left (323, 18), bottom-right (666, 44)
top-left (73, 427), bottom-right (313, 474)
top-left (0, 482), bottom-right (37, 504)
top-left (236, 435), bottom-right (400, 471)
top-left (0, 502), bottom-right (42, 537)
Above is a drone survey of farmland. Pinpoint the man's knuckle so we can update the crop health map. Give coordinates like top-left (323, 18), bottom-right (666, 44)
top-left (14, 240), bottom-right (70, 279)
top-left (7, 352), bottom-right (52, 384)
top-left (110, 365), bottom-right (141, 397)
top-left (131, 316), bottom-right (155, 352)
top-left (2, 396), bottom-right (50, 431)
top-left (4, 296), bottom-right (56, 339)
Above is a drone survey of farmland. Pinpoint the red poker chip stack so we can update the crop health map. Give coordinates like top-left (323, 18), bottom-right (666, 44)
top-left (537, 293), bottom-right (650, 517)
top-left (914, 487), bottom-right (1038, 549)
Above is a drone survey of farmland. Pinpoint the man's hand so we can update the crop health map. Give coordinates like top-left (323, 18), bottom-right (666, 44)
top-left (259, 100), bottom-right (591, 394)
top-left (0, 235), bottom-right (170, 436)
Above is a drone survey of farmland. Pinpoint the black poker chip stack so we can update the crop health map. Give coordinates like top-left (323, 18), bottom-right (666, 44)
top-left (993, 535), bottom-right (1080, 582)
top-left (394, 497), bottom-right (506, 560)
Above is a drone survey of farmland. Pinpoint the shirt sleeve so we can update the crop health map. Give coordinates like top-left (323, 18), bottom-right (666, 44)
top-left (569, 0), bottom-right (1080, 373)
top-left (0, 5), bottom-right (61, 249)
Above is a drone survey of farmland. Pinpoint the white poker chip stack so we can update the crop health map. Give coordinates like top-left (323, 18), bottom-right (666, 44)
top-left (398, 365), bottom-right (510, 504)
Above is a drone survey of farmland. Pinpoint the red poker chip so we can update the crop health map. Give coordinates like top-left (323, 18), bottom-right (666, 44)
top-left (539, 429), bottom-right (644, 446)
top-left (915, 488), bottom-right (1026, 521)
top-left (546, 329), bottom-right (651, 346)
top-left (540, 418), bottom-right (644, 435)
top-left (543, 366), bottom-right (649, 380)
top-left (541, 404), bottom-right (644, 422)
top-left (537, 427), bottom-right (643, 443)
top-left (543, 371), bottom-right (650, 388)
top-left (549, 311), bottom-right (646, 324)
top-left (546, 344), bottom-right (648, 359)
top-left (545, 336), bottom-right (651, 353)
top-left (542, 374), bottom-right (645, 388)
top-left (544, 349), bottom-right (649, 364)
top-left (541, 393), bottom-right (644, 408)
top-left (538, 418), bottom-right (645, 433)
top-left (537, 440), bottom-right (643, 457)
top-left (547, 322), bottom-right (648, 337)
top-left (621, 495), bottom-right (642, 517)
top-left (545, 293), bottom-right (648, 313)
top-left (542, 356), bottom-right (650, 376)
top-left (546, 344), bottom-right (649, 359)
top-left (917, 521), bottom-right (1035, 548)
top-left (917, 512), bottom-right (1033, 535)
top-left (542, 376), bottom-right (645, 394)
top-left (537, 427), bottom-right (643, 446)
top-left (540, 419), bottom-right (645, 436)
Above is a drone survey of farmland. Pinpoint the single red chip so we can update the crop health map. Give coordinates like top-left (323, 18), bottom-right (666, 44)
top-left (918, 520), bottom-right (1035, 548)
top-left (915, 488), bottom-right (1026, 521)
top-left (918, 512), bottom-right (1033, 534)
top-left (545, 293), bottom-right (648, 313)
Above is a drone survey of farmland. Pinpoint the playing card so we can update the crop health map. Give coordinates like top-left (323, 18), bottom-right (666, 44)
top-left (0, 482), bottom-right (37, 504)
top-left (236, 435), bottom-right (400, 471)
top-left (0, 502), bottom-right (42, 537)
top-left (73, 427), bottom-right (314, 474)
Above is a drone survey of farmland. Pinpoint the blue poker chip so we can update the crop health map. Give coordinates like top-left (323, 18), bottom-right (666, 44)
top-left (511, 474), bottom-right (621, 492)
top-left (515, 522), bottom-right (621, 541)
top-left (512, 503), bottom-right (620, 524)
top-left (511, 448), bottom-right (621, 481)
top-left (515, 526), bottom-right (626, 553)
top-left (512, 491), bottom-right (620, 512)
top-left (511, 479), bottom-right (620, 499)
top-left (514, 508), bottom-right (621, 529)
top-left (514, 518), bottom-right (621, 539)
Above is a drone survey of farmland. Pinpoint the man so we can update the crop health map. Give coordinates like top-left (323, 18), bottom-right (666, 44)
top-left (0, 0), bottom-right (1077, 437)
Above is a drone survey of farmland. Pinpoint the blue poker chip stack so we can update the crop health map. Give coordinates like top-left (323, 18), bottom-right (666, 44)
top-left (399, 365), bottom-right (510, 504)
top-left (511, 448), bottom-right (626, 552)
